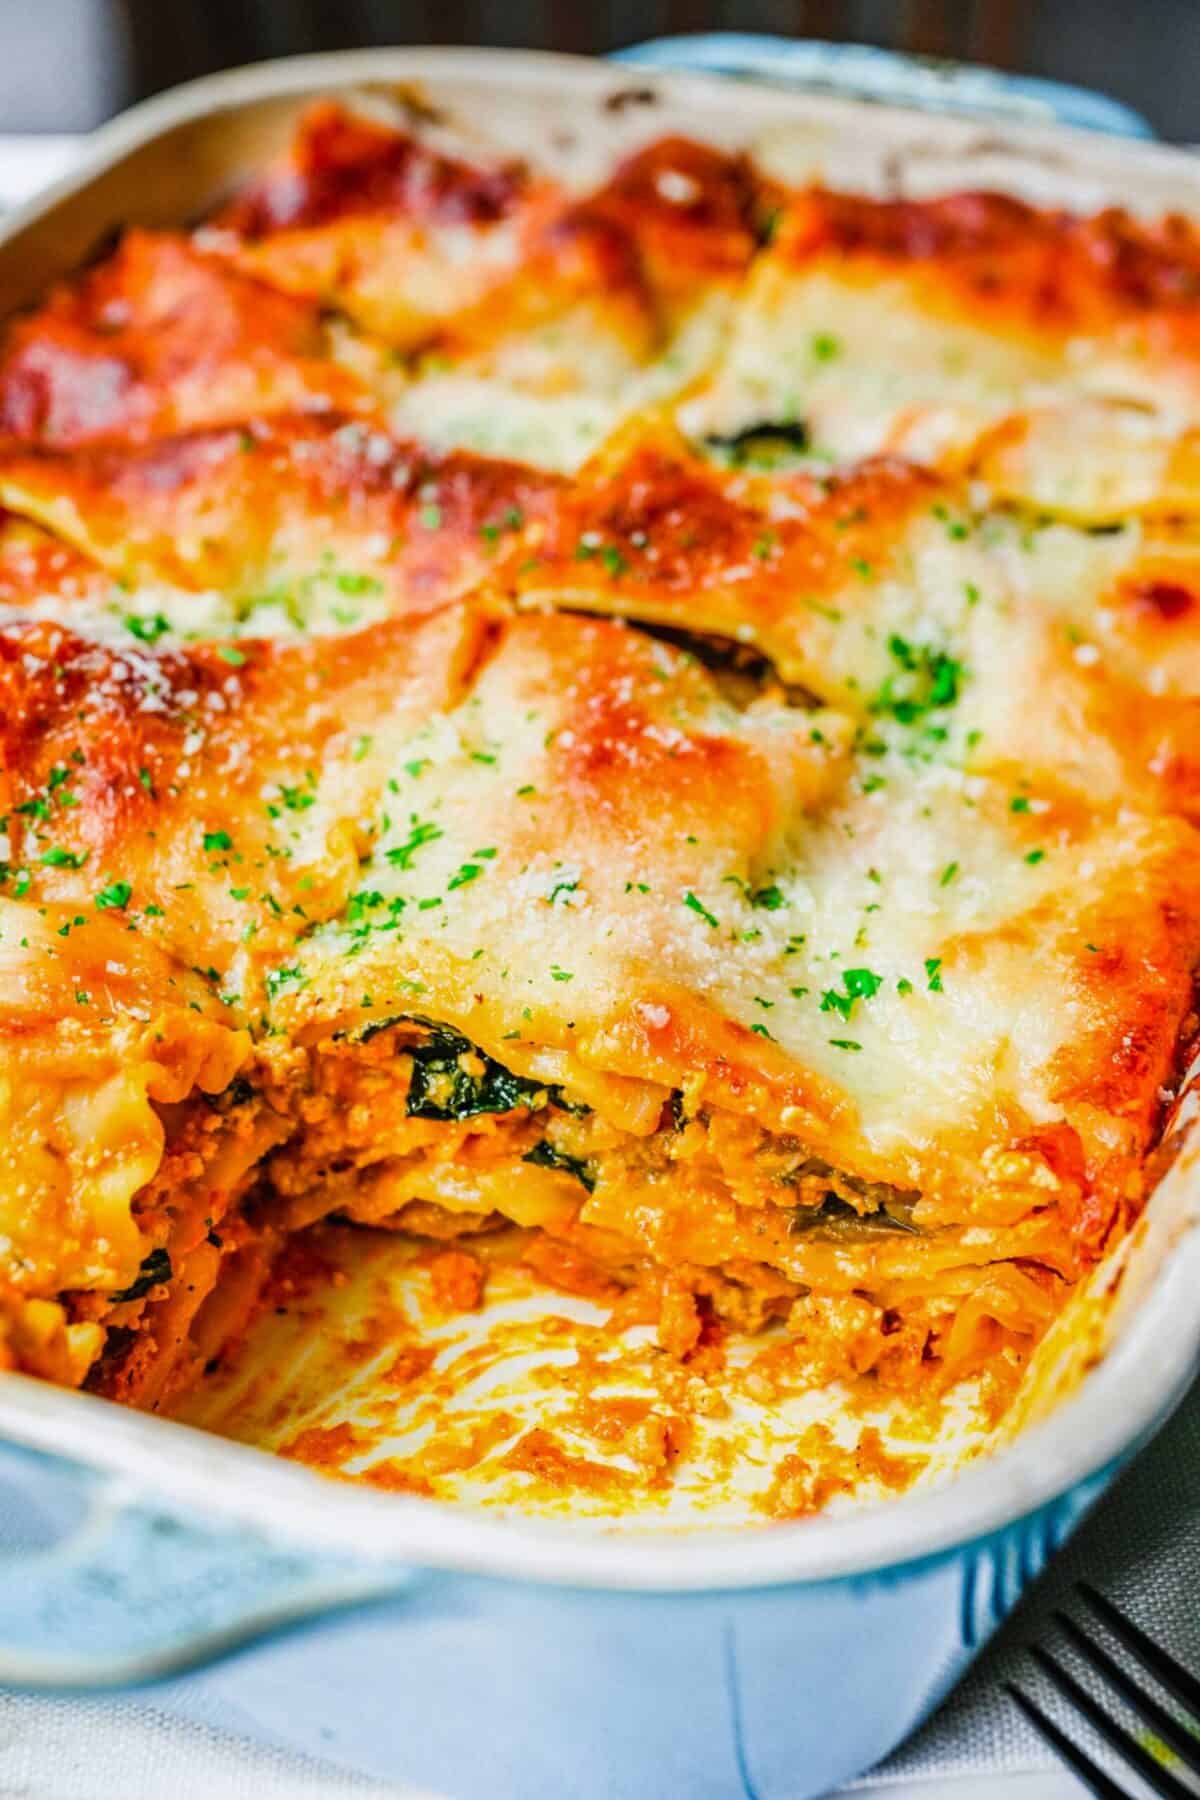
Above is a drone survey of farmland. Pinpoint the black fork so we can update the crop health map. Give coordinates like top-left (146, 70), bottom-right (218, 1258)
top-left (1006, 1582), bottom-right (1200, 1799)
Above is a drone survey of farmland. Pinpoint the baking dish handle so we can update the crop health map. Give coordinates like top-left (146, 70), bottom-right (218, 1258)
top-left (0, 1439), bottom-right (409, 1688)
top-left (613, 34), bottom-right (1155, 139)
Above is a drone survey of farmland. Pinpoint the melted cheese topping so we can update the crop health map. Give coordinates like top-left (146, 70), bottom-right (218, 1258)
top-left (0, 105), bottom-right (1196, 1442)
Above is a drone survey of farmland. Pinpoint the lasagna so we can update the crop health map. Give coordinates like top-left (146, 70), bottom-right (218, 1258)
top-left (0, 100), bottom-right (1197, 1476)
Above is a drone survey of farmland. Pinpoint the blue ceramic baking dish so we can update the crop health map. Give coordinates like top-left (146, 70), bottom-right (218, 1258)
top-left (0, 45), bottom-right (1196, 1797)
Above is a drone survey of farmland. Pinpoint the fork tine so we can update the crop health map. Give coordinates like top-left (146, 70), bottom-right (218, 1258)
top-left (1079, 1584), bottom-right (1200, 1721)
top-left (1055, 1610), bottom-right (1200, 1779)
top-left (1005, 1682), bottom-right (1131, 1800)
top-left (1030, 1644), bottom-right (1196, 1800)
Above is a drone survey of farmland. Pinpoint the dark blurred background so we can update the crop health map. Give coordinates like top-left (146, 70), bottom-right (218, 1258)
top-left (4, 0), bottom-right (1198, 141)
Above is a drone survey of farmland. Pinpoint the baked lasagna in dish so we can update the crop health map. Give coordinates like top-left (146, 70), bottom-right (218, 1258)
top-left (0, 99), bottom-right (1197, 1505)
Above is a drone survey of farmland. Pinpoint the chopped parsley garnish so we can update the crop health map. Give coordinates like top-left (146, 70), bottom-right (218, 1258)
top-left (1025, 848), bottom-right (1046, 865)
top-left (939, 861), bottom-right (959, 887)
top-left (575, 537), bottom-right (629, 577)
top-left (871, 635), bottom-right (964, 726)
top-left (265, 965), bottom-right (306, 999)
top-left (344, 890), bottom-right (406, 941)
top-left (828, 1038), bottom-right (862, 1052)
top-left (124, 613), bottom-right (171, 645)
top-left (346, 889), bottom-right (386, 921)
top-left (932, 505), bottom-right (970, 542)
top-left (480, 508), bottom-right (525, 547)
top-left (16, 764), bottom-right (77, 825)
top-left (203, 830), bottom-right (233, 853)
top-left (447, 862), bottom-right (484, 891)
top-left (335, 572), bottom-right (383, 596)
top-left (386, 816), bottom-right (443, 870)
top-left (268, 781), bottom-right (317, 818)
top-left (812, 333), bottom-right (841, 362)
top-left (94, 881), bottom-right (132, 910)
top-left (819, 967), bottom-right (883, 1021)
top-left (550, 966), bottom-right (574, 982)
top-left (924, 957), bottom-right (943, 992)
top-left (217, 645), bottom-right (246, 667)
top-left (40, 846), bottom-right (87, 869)
top-left (683, 891), bottom-right (719, 928)
top-left (750, 884), bottom-right (786, 911)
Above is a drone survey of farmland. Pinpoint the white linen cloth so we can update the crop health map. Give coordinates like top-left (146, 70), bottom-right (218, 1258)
top-left (0, 136), bottom-right (1194, 1800)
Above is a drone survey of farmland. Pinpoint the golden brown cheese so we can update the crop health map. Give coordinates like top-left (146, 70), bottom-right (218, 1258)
top-left (273, 125), bottom-right (773, 471)
top-left (0, 232), bottom-right (367, 450)
top-left (0, 415), bottom-right (562, 616)
top-left (0, 603), bottom-right (482, 990)
top-left (0, 511), bottom-right (109, 611)
top-left (218, 102), bottom-right (531, 237)
top-left (515, 441), bottom-right (1200, 820)
top-left (214, 102), bottom-right (550, 352)
top-left (683, 188), bottom-right (1200, 518)
top-left (220, 109), bottom-right (763, 350)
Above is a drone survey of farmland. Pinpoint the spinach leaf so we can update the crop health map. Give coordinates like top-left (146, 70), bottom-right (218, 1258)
top-left (110, 1248), bottom-right (173, 1303)
top-left (405, 1022), bottom-right (553, 1121)
top-left (789, 1192), bottom-right (921, 1238)
top-left (703, 419), bottom-right (811, 464)
top-left (343, 1014), bottom-right (590, 1121)
top-left (522, 1139), bottom-right (595, 1193)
